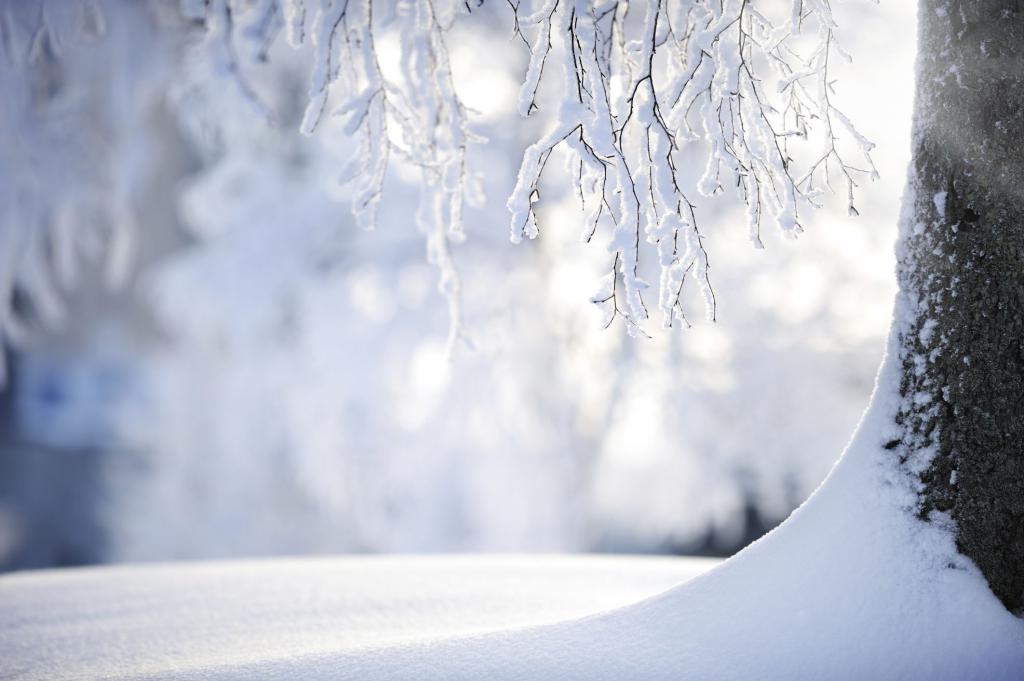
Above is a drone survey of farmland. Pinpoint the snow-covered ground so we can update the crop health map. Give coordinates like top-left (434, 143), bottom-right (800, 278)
top-left (0, 554), bottom-right (715, 680)
top-left (4, 349), bottom-right (1022, 680)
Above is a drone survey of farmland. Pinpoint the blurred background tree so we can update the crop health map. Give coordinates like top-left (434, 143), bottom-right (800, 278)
top-left (0, 0), bottom-right (913, 570)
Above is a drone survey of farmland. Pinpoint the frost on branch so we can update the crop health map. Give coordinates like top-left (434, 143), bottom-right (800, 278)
top-left (192, 0), bottom-right (876, 340)
top-left (183, 0), bottom-right (484, 353)
top-left (0, 0), bottom-right (878, 375)
top-left (508, 0), bottom-right (877, 334)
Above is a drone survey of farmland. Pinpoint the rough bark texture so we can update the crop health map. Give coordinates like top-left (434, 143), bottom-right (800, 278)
top-left (895, 0), bottom-right (1024, 611)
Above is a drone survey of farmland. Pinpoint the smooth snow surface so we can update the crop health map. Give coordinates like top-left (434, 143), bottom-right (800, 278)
top-left (0, 554), bottom-right (714, 680)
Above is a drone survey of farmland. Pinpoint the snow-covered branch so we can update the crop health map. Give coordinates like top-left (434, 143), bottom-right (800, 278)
top-left (508, 0), bottom-right (876, 333)
top-left (184, 0), bottom-right (483, 353)
top-left (0, 0), bottom-right (876, 376)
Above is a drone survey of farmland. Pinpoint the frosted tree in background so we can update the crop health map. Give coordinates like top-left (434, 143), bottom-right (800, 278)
top-left (0, 1), bottom-right (179, 383)
top-left (0, 0), bottom-right (887, 565)
top-left (106, 25), bottom-right (596, 557)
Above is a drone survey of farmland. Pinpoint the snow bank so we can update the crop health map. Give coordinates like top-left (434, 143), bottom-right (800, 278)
top-left (2, 357), bottom-right (1022, 681)
top-left (316, 347), bottom-right (1024, 681)
top-left (314, 349), bottom-right (1023, 681)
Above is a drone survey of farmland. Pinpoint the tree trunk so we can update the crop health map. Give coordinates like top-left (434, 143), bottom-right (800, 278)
top-left (895, 0), bottom-right (1024, 611)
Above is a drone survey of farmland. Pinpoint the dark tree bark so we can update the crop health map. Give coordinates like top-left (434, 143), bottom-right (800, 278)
top-left (895, 0), bottom-right (1024, 611)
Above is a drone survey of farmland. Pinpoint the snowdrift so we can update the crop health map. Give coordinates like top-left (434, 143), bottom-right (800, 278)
top-left (3, 353), bottom-right (1022, 680)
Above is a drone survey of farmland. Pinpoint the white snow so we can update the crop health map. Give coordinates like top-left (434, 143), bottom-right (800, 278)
top-left (919, 318), bottom-right (939, 346)
top-left (3, 352), bottom-right (1023, 680)
top-left (304, 350), bottom-right (1024, 681)
top-left (0, 555), bottom-right (714, 680)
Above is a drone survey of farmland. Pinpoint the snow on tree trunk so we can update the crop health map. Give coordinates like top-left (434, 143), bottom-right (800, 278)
top-left (894, 0), bottom-right (1024, 611)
